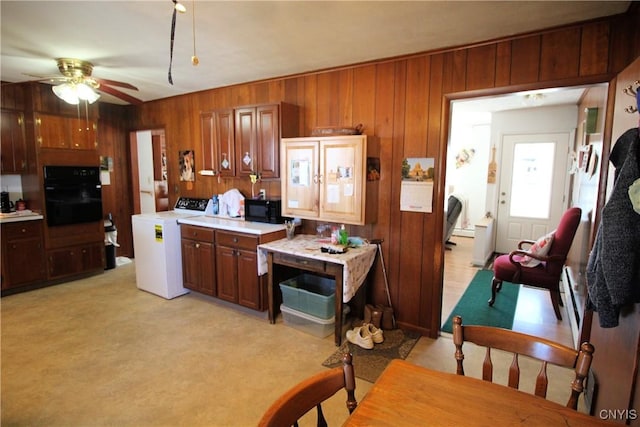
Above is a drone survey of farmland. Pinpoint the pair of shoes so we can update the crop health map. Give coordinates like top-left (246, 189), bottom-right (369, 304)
top-left (346, 326), bottom-right (374, 349)
top-left (346, 323), bottom-right (384, 350)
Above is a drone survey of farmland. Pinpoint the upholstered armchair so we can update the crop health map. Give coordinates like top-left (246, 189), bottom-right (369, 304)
top-left (488, 207), bottom-right (582, 320)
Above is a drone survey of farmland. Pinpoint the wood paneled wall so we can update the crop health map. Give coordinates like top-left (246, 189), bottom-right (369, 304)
top-left (97, 104), bottom-right (134, 255)
top-left (119, 10), bottom-right (639, 336)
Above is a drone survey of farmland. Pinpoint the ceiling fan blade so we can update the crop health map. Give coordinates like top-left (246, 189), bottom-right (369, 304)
top-left (93, 77), bottom-right (138, 91)
top-left (99, 84), bottom-right (143, 105)
top-left (23, 73), bottom-right (66, 83)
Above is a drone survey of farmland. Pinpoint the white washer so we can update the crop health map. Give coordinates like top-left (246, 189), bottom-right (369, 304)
top-left (132, 198), bottom-right (209, 299)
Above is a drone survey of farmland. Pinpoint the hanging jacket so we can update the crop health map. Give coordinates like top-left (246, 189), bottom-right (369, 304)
top-left (587, 128), bottom-right (640, 327)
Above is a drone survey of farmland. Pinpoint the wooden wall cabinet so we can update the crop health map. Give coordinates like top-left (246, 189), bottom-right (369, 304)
top-left (1, 221), bottom-right (46, 290)
top-left (36, 113), bottom-right (98, 150)
top-left (235, 105), bottom-right (279, 179)
top-left (47, 242), bottom-right (104, 280)
top-left (1, 110), bottom-right (27, 174)
top-left (200, 109), bottom-right (235, 177)
top-left (180, 224), bottom-right (216, 296)
top-left (281, 135), bottom-right (369, 225)
top-left (200, 103), bottom-right (298, 178)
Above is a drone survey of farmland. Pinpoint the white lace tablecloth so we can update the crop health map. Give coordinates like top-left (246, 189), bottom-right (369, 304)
top-left (257, 235), bottom-right (377, 303)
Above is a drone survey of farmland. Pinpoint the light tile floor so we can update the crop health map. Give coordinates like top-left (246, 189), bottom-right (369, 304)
top-left (1, 253), bottom-right (580, 426)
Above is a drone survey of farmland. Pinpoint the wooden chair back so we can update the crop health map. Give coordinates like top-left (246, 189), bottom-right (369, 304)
top-left (452, 316), bottom-right (594, 409)
top-left (258, 353), bottom-right (357, 427)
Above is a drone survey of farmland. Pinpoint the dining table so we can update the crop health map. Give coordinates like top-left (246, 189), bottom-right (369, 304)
top-left (343, 359), bottom-right (613, 426)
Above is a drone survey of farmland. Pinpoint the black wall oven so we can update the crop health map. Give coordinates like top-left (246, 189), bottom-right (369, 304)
top-left (43, 165), bottom-right (103, 227)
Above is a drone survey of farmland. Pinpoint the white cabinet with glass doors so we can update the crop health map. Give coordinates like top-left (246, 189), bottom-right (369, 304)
top-left (281, 135), bottom-right (368, 225)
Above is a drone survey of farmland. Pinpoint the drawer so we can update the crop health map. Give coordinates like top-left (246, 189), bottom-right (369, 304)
top-left (273, 252), bottom-right (326, 273)
top-left (216, 230), bottom-right (258, 251)
top-left (2, 221), bottom-right (43, 240)
top-left (180, 224), bottom-right (215, 242)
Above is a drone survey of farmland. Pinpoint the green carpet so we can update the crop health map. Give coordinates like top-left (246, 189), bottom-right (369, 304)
top-left (441, 269), bottom-right (520, 333)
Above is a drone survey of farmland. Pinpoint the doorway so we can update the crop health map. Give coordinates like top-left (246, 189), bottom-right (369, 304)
top-left (129, 128), bottom-right (168, 215)
top-left (441, 85), bottom-right (600, 345)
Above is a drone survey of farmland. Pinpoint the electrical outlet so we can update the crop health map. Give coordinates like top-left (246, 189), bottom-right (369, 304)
top-left (259, 189), bottom-right (266, 199)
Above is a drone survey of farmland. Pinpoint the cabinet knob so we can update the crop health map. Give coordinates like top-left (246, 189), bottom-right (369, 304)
top-left (233, 237), bottom-right (239, 243)
top-left (195, 243), bottom-right (200, 249)
top-left (21, 228), bottom-right (27, 233)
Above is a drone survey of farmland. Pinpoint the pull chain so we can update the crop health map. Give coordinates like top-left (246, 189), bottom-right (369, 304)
top-left (191, 0), bottom-right (199, 66)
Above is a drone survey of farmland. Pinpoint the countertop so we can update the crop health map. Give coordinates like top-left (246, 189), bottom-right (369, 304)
top-left (0, 211), bottom-right (44, 224)
top-left (177, 215), bottom-right (287, 235)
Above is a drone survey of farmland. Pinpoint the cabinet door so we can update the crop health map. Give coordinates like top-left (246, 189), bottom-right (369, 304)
top-left (200, 112), bottom-right (215, 172)
top-left (2, 238), bottom-right (46, 289)
top-left (182, 239), bottom-right (200, 291)
top-left (37, 113), bottom-right (70, 149)
top-left (235, 107), bottom-right (257, 177)
top-left (215, 109), bottom-right (235, 176)
top-left (237, 248), bottom-right (261, 310)
top-left (1, 110), bottom-right (26, 173)
top-left (47, 247), bottom-right (79, 279)
top-left (182, 239), bottom-right (215, 296)
top-left (281, 139), bottom-right (320, 218)
top-left (256, 105), bottom-right (280, 179)
top-left (216, 245), bottom-right (238, 303)
top-left (319, 136), bottom-right (366, 224)
top-left (79, 242), bottom-right (104, 271)
top-left (69, 117), bottom-right (97, 150)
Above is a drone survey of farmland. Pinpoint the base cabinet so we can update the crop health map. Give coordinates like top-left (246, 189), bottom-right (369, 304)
top-left (1, 221), bottom-right (46, 290)
top-left (180, 224), bottom-right (285, 311)
top-left (47, 242), bottom-right (104, 280)
top-left (180, 224), bottom-right (216, 296)
top-left (216, 230), bottom-right (263, 310)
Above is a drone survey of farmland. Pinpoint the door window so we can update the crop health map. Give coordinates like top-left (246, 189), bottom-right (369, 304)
top-left (509, 142), bottom-right (555, 219)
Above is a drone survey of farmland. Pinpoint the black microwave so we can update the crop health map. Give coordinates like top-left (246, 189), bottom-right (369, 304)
top-left (244, 198), bottom-right (288, 224)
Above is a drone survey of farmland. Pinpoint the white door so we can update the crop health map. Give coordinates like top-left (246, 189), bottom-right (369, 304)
top-left (136, 131), bottom-right (156, 214)
top-left (495, 132), bottom-right (571, 253)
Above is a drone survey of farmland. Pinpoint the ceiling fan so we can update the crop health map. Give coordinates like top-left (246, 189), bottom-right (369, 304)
top-left (28, 58), bottom-right (143, 105)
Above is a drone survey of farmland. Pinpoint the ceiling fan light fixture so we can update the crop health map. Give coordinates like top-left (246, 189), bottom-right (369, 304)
top-left (52, 83), bottom-right (80, 105)
top-left (52, 81), bottom-right (100, 105)
top-left (76, 82), bottom-right (101, 103)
